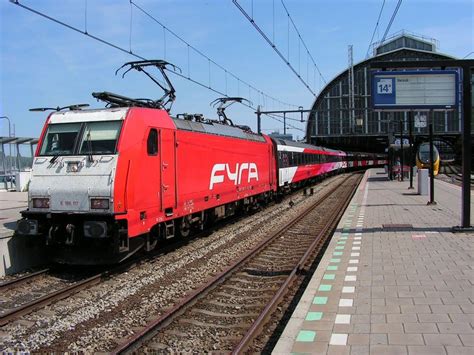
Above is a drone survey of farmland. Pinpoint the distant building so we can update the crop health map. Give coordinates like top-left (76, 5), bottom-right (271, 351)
top-left (268, 131), bottom-right (293, 141)
top-left (306, 31), bottom-right (465, 155)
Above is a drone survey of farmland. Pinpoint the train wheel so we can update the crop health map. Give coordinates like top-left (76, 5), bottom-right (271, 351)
top-left (178, 216), bottom-right (192, 238)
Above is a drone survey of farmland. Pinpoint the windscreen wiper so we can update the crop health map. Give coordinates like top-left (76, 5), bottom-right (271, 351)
top-left (86, 130), bottom-right (94, 163)
top-left (50, 155), bottom-right (60, 164)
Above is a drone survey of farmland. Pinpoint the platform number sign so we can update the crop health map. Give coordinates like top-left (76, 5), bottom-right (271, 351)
top-left (377, 78), bottom-right (393, 94)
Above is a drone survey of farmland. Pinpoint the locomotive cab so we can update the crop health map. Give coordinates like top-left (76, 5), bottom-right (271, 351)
top-left (16, 108), bottom-right (130, 264)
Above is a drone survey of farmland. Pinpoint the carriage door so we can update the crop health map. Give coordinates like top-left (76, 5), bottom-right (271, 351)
top-left (159, 129), bottom-right (176, 216)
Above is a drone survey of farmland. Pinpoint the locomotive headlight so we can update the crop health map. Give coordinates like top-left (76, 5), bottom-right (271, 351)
top-left (90, 198), bottom-right (110, 210)
top-left (84, 221), bottom-right (108, 238)
top-left (32, 197), bottom-right (50, 209)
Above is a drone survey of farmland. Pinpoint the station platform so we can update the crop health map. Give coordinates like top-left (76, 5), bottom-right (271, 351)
top-left (274, 168), bottom-right (473, 355)
top-left (0, 192), bottom-right (48, 277)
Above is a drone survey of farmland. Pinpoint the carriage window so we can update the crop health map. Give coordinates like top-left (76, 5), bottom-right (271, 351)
top-left (147, 129), bottom-right (158, 155)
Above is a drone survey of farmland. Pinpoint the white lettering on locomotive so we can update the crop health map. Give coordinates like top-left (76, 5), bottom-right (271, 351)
top-left (209, 163), bottom-right (259, 189)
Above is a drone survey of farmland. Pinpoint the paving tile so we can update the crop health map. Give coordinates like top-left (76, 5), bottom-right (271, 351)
top-left (371, 323), bottom-right (404, 333)
top-left (400, 305), bottom-right (431, 314)
top-left (407, 346), bottom-right (447, 355)
top-left (369, 345), bottom-right (407, 354)
top-left (305, 311), bottom-right (324, 321)
top-left (436, 322), bottom-right (473, 334)
top-left (369, 333), bottom-right (387, 345)
top-left (372, 305), bottom-right (401, 314)
top-left (327, 345), bottom-right (351, 355)
top-left (417, 313), bottom-right (451, 323)
top-left (446, 346), bottom-right (474, 355)
top-left (350, 345), bottom-right (370, 355)
top-left (348, 334), bottom-right (370, 345)
top-left (295, 329), bottom-right (316, 342)
top-left (330, 333), bottom-right (348, 346)
top-left (388, 333), bottom-right (424, 345)
top-left (353, 323), bottom-right (371, 334)
top-left (335, 314), bottom-right (351, 324)
top-left (319, 284), bottom-right (333, 292)
top-left (431, 305), bottom-right (465, 314)
top-left (339, 299), bottom-right (354, 307)
top-left (292, 341), bottom-right (328, 354)
top-left (412, 297), bottom-right (443, 305)
top-left (303, 320), bottom-right (335, 331)
top-left (459, 333), bottom-right (474, 346)
top-left (423, 334), bottom-right (462, 346)
top-left (370, 314), bottom-right (386, 324)
top-left (403, 322), bottom-right (438, 333)
top-left (448, 313), bottom-right (473, 323)
top-left (386, 314), bottom-right (417, 323)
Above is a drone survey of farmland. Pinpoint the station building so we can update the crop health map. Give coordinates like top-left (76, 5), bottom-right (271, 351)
top-left (306, 31), bottom-right (472, 162)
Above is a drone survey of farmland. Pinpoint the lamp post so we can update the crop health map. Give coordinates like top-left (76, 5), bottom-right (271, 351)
top-left (0, 116), bottom-right (11, 138)
top-left (0, 116), bottom-right (12, 189)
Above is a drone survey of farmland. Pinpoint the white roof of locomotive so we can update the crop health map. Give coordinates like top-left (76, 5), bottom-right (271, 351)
top-left (49, 108), bottom-right (128, 124)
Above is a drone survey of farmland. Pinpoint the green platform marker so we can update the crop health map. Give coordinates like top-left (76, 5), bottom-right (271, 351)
top-left (306, 312), bottom-right (323, 321)
top-left (335, 246), bottom-right (344, 250)
top-left (333, 251), bottom-right (343, 256)
top-left (313, 296), bottom-right (328, 305)
top-left (330, 258), bottom-right (341, 263)
top-left (318, 284), bottom-right (332, 291)
top-left (337, 241), bottom-right (346, 244)
top-left (327, 265), bottom-right (338, 271)
top-left (323, 274), bottom-right (335, 280)
top-left (296, 330), bottom-right (316, 342)
top-left (339, 236), bottom-right (348, 240)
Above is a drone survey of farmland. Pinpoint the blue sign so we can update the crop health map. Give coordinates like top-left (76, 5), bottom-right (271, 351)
top-left (371, 70), bottom-right (459, 110)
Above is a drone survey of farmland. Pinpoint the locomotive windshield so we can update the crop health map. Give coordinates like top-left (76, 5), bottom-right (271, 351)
top-left (39, 120), bottom-right (122, 156)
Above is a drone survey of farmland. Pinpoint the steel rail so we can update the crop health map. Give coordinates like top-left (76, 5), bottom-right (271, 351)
top-left (0, 273), bottom-right (104, 327)
top-left (0, 256), bottom-right (147, 327)
top-left (112, 174), bottom-right (358, 354)
top-left (0, 268), bottom-right (50, 292)
top-left (232, 175), bottom-right (360, 353)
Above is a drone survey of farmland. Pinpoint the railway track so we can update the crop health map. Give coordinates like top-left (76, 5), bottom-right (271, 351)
top-left (0, 256), bottom-right (153, 328)
top-left (112, 172), bottom-right (361, 354)
top-left (0, 211), bottom-right (255, 329)
top-left (438, 162), bottom-right (474, 187)
top-left (0, 268), bottom-right (111, 327)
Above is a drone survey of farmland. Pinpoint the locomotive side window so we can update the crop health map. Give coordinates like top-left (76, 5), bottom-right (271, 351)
top-left (39, 122), bottom-right (82, 156)
top-left (147, 129), bottom-right (158, 155)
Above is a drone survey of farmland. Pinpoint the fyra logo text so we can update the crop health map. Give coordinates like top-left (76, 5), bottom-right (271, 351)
top-left (209, 163), bottom-right (259, 189)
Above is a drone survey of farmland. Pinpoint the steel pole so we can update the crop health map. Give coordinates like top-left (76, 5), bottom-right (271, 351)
top-left (408, 111), bottom-right (414, 189)
top-left (400, 119), bottom-right (404, 181)
top-left (283, 112), bottom-right (287, 135)
top-left (460, 66), bottom-right (472, 228)
top-left (428, 116), bottom-right (436, 205)
top-left (0, 116), bottom-right (12, 188)
top-left (257, 105), bottom-right (261, 134)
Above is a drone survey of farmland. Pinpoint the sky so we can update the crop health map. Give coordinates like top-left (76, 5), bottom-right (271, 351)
top-left (0, 0), bottom-right (472, 142)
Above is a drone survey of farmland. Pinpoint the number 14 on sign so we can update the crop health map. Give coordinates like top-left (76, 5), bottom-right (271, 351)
top-left (377, 79), bottom-right (393, 94)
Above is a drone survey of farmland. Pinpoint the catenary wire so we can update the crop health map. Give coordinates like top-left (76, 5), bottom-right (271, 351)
top-left (9, 0), bottom-right (304, 132)
top-left (366, 0), bottom-right (386, 58)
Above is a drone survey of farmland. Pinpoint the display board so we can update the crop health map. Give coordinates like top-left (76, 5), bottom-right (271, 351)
top-left (371, 70), bottom-right (459, 109)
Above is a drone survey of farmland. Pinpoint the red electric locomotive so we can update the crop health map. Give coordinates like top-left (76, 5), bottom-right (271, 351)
top-left (16, 60), bottom-right (384, 264)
